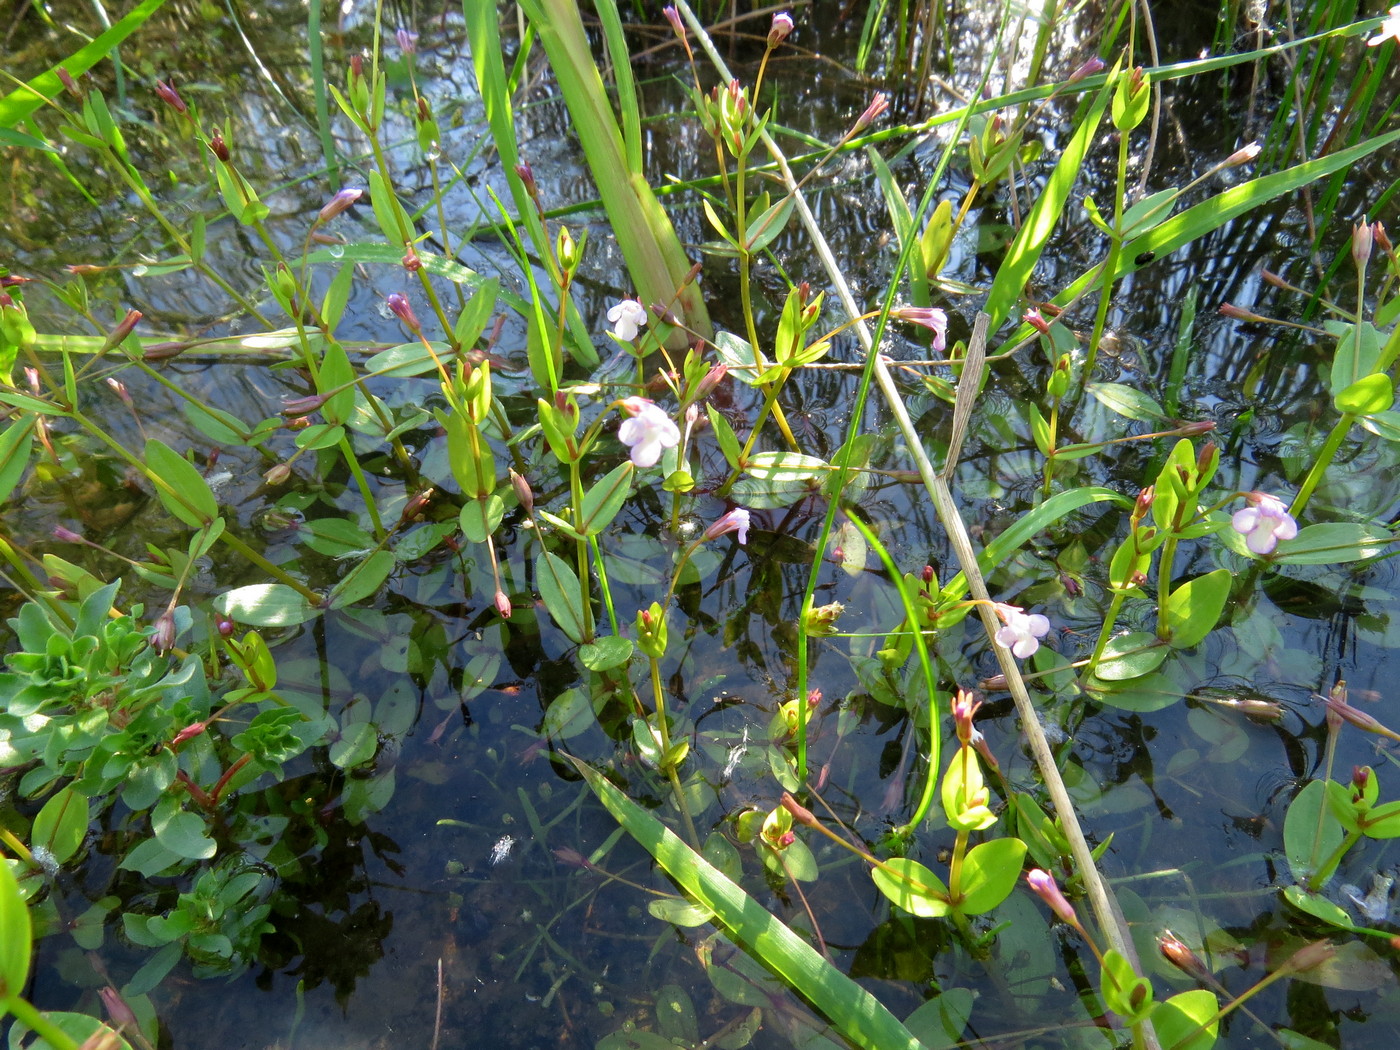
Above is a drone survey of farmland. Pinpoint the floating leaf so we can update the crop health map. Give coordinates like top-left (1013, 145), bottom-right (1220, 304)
top-left (579, 636), bottom-right (634, 672)
top-left (957, 838), bottom-right (1028, 915)
top-left (1092, 632), bottom-right (1170, 680)
top-left (144, 438), bottom-right (219, 527)
top-left (32, 786), bottom-right (89, 865)
top-left (1087, 381), bottom-right (1167, 422)
top-left (1151, 989), bottom-right (1218, 1050)
top-left (871, 858), bottom-right (951, 918)
top-left (536, 551), bottom-right (587, 643)
top-left (1162, 569), bottom-right (1231, 649)
top-left (215, 584), bottom-right (318, 626)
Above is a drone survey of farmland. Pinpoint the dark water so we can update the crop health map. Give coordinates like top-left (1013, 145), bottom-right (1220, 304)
top-left (6, 1), bottom-right (1400, 1049)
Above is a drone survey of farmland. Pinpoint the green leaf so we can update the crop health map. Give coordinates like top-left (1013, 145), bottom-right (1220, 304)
top-left (329, 721), bottom-right (378, 769)
top-left (0, 414), bottom-right (35, 506)
top-left (904, 990), bottom-right (974, 1050)
top-left (144, 438), bottom-right (219, 527)
top-left (1282, 884), bottom-right (1352, 927)
top-left (214, 584), bottom-right (318, 626)
top-left (542, 688), bottom-right (598, 740)
top-left (1271, 523), bottom-right (1394, 565)
top-left (151, 798), bottom-right (215, 860)
top-left (1087, 381), bottom-right (1167, 422)
top-left (707, 404), bottom-right (743, 469)
top-left (580, 461), bottom-right (634, 536)
top-left (459, 495), bottom-right (505, 544)
top-left (317, 340), bottom-right (357, 424)
top-left (1099, 948), bottom-right (1153, 1024)
top-left (941, 487), bottom-right (1129, 601)
top-left (574, 758), bottom-right (932, 1050)
top-left (744, 451), bottom-right (828, 482)
top-left (0, 0), bottom-right (171, 128)
top-left (536, 551), bottom-right (587, 643)
top-left (118, 838), bottom-right (185, 878)
top-left (713, 331), bottom-right (771, 387)
top-left (1092, 632), bottom-right (1169, 680)
top-left (32, 786), bottom-right (89, 866)
top-left (1162, 569), bottom-right (1231, 649)
top-left (957, 838), bottom-right (1027, 915)
top-left (579, 636), bottom-right (634, 671)
top-left (328, 550), bottom-right (396, 609)
top-left (1152, 989), bottom-right (1218, 1050)
top-left (647, 897), bottom-right (715, 928)
top-left (365, 341), bottom-right (452, 378)
top-left (0, 854), bottom-right (32, 998)
top-left (1333, 371), bottom-right (1392, 415)
top-left (871, 858), bottom-right (951, 918)
top-left (5, 1010), bottom-right (135, 1050)
top-left (1283, 780), bottom-right (1343, 886)
top-left (1086, 671), bottom-right (1182, 712)
top-left (744, 193), bottom-right (795, 253)
top-left (983, 70), bottom-right (1113, 330)
top-left (1329, 321), bottom-right (1382, 395)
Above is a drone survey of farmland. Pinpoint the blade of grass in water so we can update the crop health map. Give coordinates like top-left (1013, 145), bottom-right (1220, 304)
top-left (0, 0), bottom-right (170, 128)
top-left (307, 0), bottom-right (340, 189)
top-left (569, 756), bottom-right (931, 1050)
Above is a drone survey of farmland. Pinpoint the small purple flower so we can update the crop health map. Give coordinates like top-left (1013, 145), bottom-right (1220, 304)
top-left (1231, 492), bottom-right (1297, 555)
top-left (617, 398), bottom-right (680, 468)
top-left (993, 603), bottom-right (1050, 659)
top-left (891, 306), bottom-right (948, 352)
top-left (395, 27), bottom-right (418, 55)
top-left (154, 79), bottom-right (187, 114)
top-left (704, 508), bottom-right (750, 545)
top-left (608, 299), bottom-right (649, 341)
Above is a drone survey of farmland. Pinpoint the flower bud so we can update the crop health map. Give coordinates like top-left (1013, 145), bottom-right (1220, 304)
top-left (1224, 141), bottom-right (1261, 166)
top-left (317, 188), bottom-right (362, 224)
top-left (853, 92), bottom-right (890, 133)
top-left (53, 525), bottom-right (84, 543)
top-left (154, 79), bottom-right (187, 114)
top-left (215, 614), bottom-right (236, 638)
top-left (767, 12), bottom-right (794, 46)
top-left (553, 846), bottom-right (591, 869)
top-left (402, 243), bottom-right (422, 272)
top-left (1218, 302), bottom-right (1266, 322)
top-left (102, 309), bottom-right (142, 352)
top-left (152, 611), bottom-right (177, 654)
top-left (66, 264), bottom-right (105, 275)
top-left (57, 67), bottom-right (81, 97)
top-left (264, 462), bottom-right (292, 485)
top-left (385, 292), bottom-right (421, 333)
top-left (1279, 940), bottom-right (1335, 975)
top-left (400, 486), bottom-right (435, 522)
top-left (693, 363), bottom-right (728, 400)
top-left (170, 721), bottom-right (209, 748)
top-left (105, 377), bottom-right (133, 406)
top-left (636, 602), bottom-right (668, 659)
top-left (1353, 221), bottom-right (1375, 271)
top-left (952, 688), bottom-right (982, 746)
top-left (509, 469), bottom-right (534, 515)
top-left (780, 791), bottom-right (818, 827)
top-left (100, 987), bottom-right (139, 1030)
top-left (494, 590), bottom-right (512, 619)
top-left (281, 392), bottom-right (329, 417)
top-left (395, 27), bottom-right (418, 55)
top-left (1375, 222), bottom-right (1393, 254)
top-left (207, 127), bottom-right (229, 162)
top-left (1023, 308), bottom-right (1052, 334)
top-left (1067, 56), bottom-right (1106, 84)
top-left (1159, 932), bottom-right (1213, 983)
top-left (802, 601), bottom-right (845, 637)
top-left (1026, 869), bottom-right (1077, 926)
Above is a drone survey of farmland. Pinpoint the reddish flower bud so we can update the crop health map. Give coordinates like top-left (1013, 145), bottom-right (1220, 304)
top-left (1067, 56), bottom-right (1106, 84)
top-left (264, 462), bottom-right (292, 485)
top-left (105, 377), bottom-right (133, 406)
top-left (281, 392), bottom-right (329, 417)
top-left (402, 243), bottom-right (422, 272)
top-left (1224, 141), bottom-right (1261, 167)
top-left (553, 846), bottom-right (591, 869)
top-left (385, 292), bottom-right (421, 333)
top-left (510, 469), bottom-right (534, 515)
top-left (401, 486), bottom-right (435, 522)
top-left (780, 791), bottom-right (818, 827)
top-left (494, 590), bottom-right (512, 619)
top-left (1219, 302), bottom-right (1266, 322)
top-left (663, 5), bottom-right (684, 35)
top-left (395, 27), bottom-right (418, 55)
top-left (207, 127), bottom-right (229, 162)
top-left (1023, 308), bottom-right (1052, 334)
top-left (103, 309), bottom-right (142, 351)
top-left (1159, 932), bottom-right (1213, 983)
top-left (215, 614), bottom-right (236, 638)
top-left (1261, 268), bottom-right (1289, 288)
top-left (66, 264), bottom-right (105, 275)
top-left (154, 79), bottom-right (187, 114)
top-left (1353, 221), bottom-right (1375, 271)
top-left (853, 92), bottom-right (890, 132)
top-left (1375, 222), bottom-right (1393, 254)
top-left (170, 721), bottom-right (209, 747)
top-left (53, 525), bottom-right (84, 543)
top-left (100, 987), bottom-right (138, 1030)
top-left (317, 188), bottom-right (362, 224)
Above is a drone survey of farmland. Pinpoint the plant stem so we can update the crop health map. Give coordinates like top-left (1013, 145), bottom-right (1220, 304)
top-left (1289, 413), bottom-right (1354, 520)
top-left (649, 655), bottom-right (698, 847)
top-left (568, 459), bottom-right (595, 641)
top-left (5, 997), bottom-right (82, 1050)
top-left (1085, 590), bottom-right (1129, 677)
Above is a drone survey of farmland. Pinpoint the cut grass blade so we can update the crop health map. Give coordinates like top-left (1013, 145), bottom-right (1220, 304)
top-left (569, 756), bottom-right (930, 1050)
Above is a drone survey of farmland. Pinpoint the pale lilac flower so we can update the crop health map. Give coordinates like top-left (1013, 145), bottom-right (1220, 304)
top-left (993, 603), bottom-right (1050, 659)
top-left (317, 188), bottom-right (362, 224)
top-left (891, 306), bottom-right (948, 352)
top-left (607, 299), bottom-right (649, 341)
top-left (1368, 5), bottom-right (1400, 46)
top-left (396, 27), bottom-right (418, 55)
top-left (1231, 492), bottom-right (1297, 555)
top-left (704, 508), bottom-right (750, 545)
top-left (618, 398), bottom-right (680, 468)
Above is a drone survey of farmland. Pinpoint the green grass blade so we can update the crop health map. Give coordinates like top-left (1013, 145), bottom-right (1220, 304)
top-left (569, 756), bottom-right (930, 1050)
top-left (517, 0), bottom-right (712, 347)
top-left (0, 0), bottom-right (170, 129)
top-left (593, 0), bottom-right (643, 175)
top-left (982, 68), bottom-right (1114, 332)
top-left (307, 0), bottom-right (340, 189)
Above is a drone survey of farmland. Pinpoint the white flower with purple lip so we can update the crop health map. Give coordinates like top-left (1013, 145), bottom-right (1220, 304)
top-left (703, 508), bottom-right (750, 545)
top-left (608, 299), bottom-right (649, 342)
top-left (993, 603), bottom-right (1050, 659)
top-left (1231, 492), bottom-right (1297, 555)
top-left (618, 397), bottom-right (679, 468)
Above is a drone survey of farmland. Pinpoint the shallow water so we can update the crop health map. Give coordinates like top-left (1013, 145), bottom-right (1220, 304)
top-left (6, 1), bottom-right (1400, 1049)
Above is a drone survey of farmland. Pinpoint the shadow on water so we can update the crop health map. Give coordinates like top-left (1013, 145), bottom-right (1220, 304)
top-left (6, 0), bottom-right (1400, 1048)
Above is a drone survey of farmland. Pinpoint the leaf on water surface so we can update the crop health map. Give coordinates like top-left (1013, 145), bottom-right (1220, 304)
top-left (571, 757), bottom-right (932, 1050)
top-left (1150, 989), bottom-right (1218, 1050)
top-left (214, 584), bottom-right (317, 627)
top-left (1087, 381), bottom-right (1168, 422)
